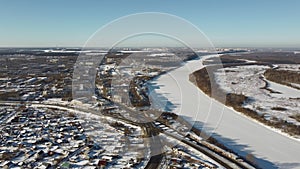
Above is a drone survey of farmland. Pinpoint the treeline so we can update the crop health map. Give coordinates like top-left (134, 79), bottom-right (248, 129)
top-left (129, 76), bottom-right (151, 107)
top-left (264, 69), bottom-right (300, 89)
top-left (222, 52), bottom-right (300, 64)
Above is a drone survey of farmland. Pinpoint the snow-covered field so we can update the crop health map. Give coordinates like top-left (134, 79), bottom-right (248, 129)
top-left (276, 64), bottom-right (300, 72)
top-left (148, 55), bottom-right (300, 169)
top-left (214, 65), bottom-right (300, 126)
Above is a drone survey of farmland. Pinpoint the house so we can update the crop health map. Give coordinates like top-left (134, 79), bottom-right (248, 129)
top-left (97, 160), bottom-right (107, 169)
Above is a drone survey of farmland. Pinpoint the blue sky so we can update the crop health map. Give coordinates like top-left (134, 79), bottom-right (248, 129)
top-left (0, 0), bottom-right (299, 48)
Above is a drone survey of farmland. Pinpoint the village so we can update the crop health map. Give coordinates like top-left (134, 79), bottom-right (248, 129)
top-left (0, 48), bottom-right (256, 169)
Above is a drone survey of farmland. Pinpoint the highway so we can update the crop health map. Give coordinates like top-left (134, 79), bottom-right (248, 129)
top-left (164, 131), bottom-right (254, 169)
top-left (143, 123), bottom-right (164, 169)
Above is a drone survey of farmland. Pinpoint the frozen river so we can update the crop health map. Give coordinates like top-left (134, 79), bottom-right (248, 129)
top-left (148, 55), bottom-right (300, 169)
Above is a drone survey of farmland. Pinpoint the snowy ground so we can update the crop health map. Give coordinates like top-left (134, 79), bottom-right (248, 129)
top-left (214, 65), bottom-right (300, 126)
top-left (0, 103), bottom-right (150, 169)
top-left (276, 64), bottom-right (300, 72)
top-left (148, 55), bottom-right (300, 169)
top-left (160, 134), bottom-right (225, 169)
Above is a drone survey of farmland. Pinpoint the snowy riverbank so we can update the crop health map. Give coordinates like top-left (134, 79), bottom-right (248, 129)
top-left (148, 55), bottom-right (300, 169)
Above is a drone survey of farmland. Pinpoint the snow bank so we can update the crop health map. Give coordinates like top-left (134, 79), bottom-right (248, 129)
top-left (148, 55), bottom-right (300, 169)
